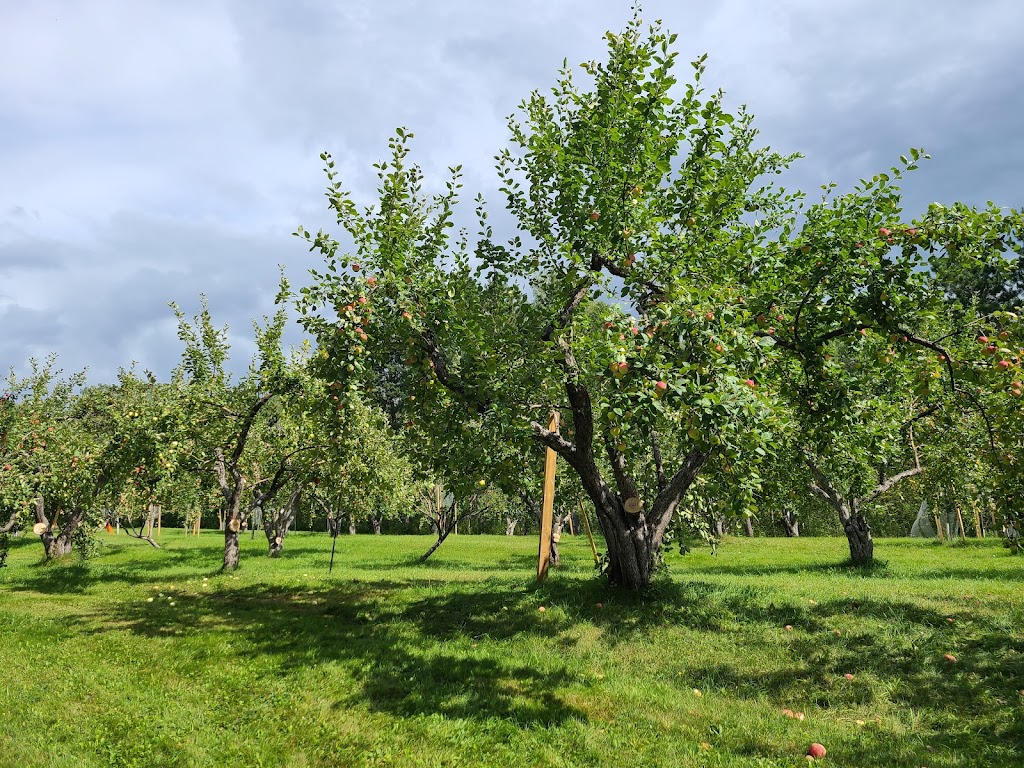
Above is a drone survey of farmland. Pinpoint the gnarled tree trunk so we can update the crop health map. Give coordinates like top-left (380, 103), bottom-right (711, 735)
top-left (264, 487), bottom-right (301, 558)
top-left (805, 455), bottom-right (920, 566)
top-left (371, 517), bottom-right (382, 535)
top-left (35, 497), bottom-right (85, 560)
top-left (781, 509), bottom-right (800, 537)
top-left (505, 517), bottom-right (517, 536)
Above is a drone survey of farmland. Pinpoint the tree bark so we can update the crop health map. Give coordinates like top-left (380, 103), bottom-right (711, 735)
top-left (781, 509), bottom-right (800, 537)
top-left (35, 497), bottom-right (84, 560)
top-left (224, 526), bottom-right (241, 569)
top-left (843, 505), bottom-right (874, 565)
top-left (743, 515), bottom-right (755, 537)
top-left (348, 516), bottom-right (357, 535)
top-left (372, 517), bottom-right (382, 535)
top-left (714, 514), bottom-right (727, 537)
top-left (505, 517), bottom-right (517, 536)
top-left (264, 487), bottom-right (301, 558)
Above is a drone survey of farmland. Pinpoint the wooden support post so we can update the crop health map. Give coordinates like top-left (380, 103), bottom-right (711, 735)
top-left (537, 412), bottom-right (559, 582)
top-left (578, 499), bottom-right (600, 565)
top-left (956, 510), bottom-right (967, 542)
top-left (972, 504), bottom-right (984, 539)
top-left (157, 505), bottom-right (162, 538)
top-left (935, 513), bottom-right (945, 543)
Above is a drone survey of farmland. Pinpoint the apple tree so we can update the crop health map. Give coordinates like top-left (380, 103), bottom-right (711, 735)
top-left (297, 15), bottom-right (1020, 587)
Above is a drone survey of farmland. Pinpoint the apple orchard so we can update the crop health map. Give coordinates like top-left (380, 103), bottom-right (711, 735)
top-left (2, 17), bottom-right (1022, 589)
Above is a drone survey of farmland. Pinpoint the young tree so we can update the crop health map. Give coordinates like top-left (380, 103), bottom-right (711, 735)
top-left (171, 281), bottom-right (314, 569)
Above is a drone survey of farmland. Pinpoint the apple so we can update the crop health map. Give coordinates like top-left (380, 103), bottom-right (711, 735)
top-left (590, 211), bottom-right (600, 221)
top-left (402, 311), bottom-right (412, 320)
top-left (596, 602), bottom-right (603, 609)
top-left (358, 296), bottom-right (367, 305)
top-left (631, 326), bottom-right (640, 335)
top-left (478, 479), bottom-right (486, 487)
top-left (944, 653), bottom-right (957, 663)
top-left (756, 314), bottom-right (768, 327)
top-left (705, 312), bottom-right (715, 321)
top-left (977, 335), bottom-right (989, 344)
top-left (538, 606), bottom-right (546, 612)
top-left (603, 321), bottom-right (614, 330)
top-left (744, 379), bottom-right (756, 388)
top-left (613, 362), bottom-right (629, 378)
top-left (714, 344), bottom-right (724, 353)
top-left (878, 227), bottom-right (891, 237)
top-left (655, 380), bottom-right (668, 395)
top-left (859, 328), bottom-right (868, 336)
top-left (767, 327), bottom-right (776, 335)
top-left (785, 625), bottom-right (793, 631)
top-left (352, 263), bottom-right (360, 272)
top-left (685, 216), bottom-right (696, 227)
top-left (998, 360), bottom-right (1011, 369)
top-left (844, 673), bottom-right (854, 680)
top-left (807, 743), bottom-right (827, 759)
top-left (366, 276), bottom-right (377, 287)
top-left (999, 331), bottom-right (1010, 340)
top-left (855, 242), bottom-right (863, 248)
top-left (800, 244), bottom-right (811, 254)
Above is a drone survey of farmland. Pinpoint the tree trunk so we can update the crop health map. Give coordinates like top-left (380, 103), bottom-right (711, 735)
top-left (264, 489), bottom-right (300, 558)
top-left (743, 515), bottom-right (754, 537)
top-left (505, 517), bottom-right (517, 536)
top-left (842, 505), bottom-right (874, 565)
top-left (419, 527), bottom-right (454, 562)
top-left (782, 509), bottom-right (800, 537)
top-left (35, 498), bottom-right (84, 560)
top-left (372, 517), bottom-right (382, 535)
top-left (348, 516), bottom-right (357, 535)
top-left (224, 526), bottom-right (241, 569)
top-left (549, 513), bottom-right (565, 568)
top-left (599, 509), bottom-right (658, 589)
top-left (714, 514), bottom-right (727, 537)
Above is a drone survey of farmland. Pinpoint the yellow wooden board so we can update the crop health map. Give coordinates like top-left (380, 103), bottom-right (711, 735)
top-left (537, 412), bottom-right (559, 582)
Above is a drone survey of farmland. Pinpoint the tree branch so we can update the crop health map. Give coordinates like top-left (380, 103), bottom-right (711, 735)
top-left (863, 465), bottom-right (923, 506)
top-left (650, 446), bottom-right (712, 541)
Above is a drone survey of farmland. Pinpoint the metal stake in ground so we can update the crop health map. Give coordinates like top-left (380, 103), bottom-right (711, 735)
top-left (537, 411), bottom-right (559, 582)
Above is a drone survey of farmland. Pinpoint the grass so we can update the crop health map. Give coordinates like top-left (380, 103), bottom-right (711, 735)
top-left (1, 530), bottom-right (1022, 767)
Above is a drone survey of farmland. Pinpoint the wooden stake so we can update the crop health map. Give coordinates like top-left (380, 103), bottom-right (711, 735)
top-left (567, 512), bottom-right (575, 536)
top-left (935, 513), bottom-right (945, 543)
top-left (578, 498), bottom-right (600, 565)
top-left (157, 505), bottom-right (162, 538)
top-left (956, 510), bottom-right (967, 542)
top-left (972, 503), bottom-right (984, 539)
top-left (537, 412), bottom-right (559, 582)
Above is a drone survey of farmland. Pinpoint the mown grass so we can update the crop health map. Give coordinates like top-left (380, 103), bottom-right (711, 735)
top-left (1, 530), bottom-right (1021, 767)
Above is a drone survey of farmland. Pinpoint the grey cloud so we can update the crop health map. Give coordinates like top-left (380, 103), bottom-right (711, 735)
top-left (0, 0), bottom-right (1022, 384)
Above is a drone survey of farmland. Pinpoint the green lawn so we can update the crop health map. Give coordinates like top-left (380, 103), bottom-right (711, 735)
top-left (1, 531), bottom-right (1021, 767)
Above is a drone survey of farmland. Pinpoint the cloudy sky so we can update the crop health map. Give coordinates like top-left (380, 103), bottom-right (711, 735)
top-left (2, 0), bottom-right (1022, 383)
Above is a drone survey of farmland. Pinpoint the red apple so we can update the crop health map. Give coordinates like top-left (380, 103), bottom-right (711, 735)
top-left (352, 263), bottom-right (360, 272)
top-left (401, 311), bottom-right (412, 320)
top-left (807, 743), bottom-right (827, 759)
top-left (744, 379), bottom-right (756, 388)
top-left (844, 673), bottom-right (854, 680)
top-left (366, 276), bottom-right (377, 287)
top-left (944, 653), bottom-right (957, 663)
top-left (603, 321), bottom-right (614, 330)
top-left (878, 227), bottom-right (891, 237)
top-left (590, 211), bottom-right (600, 221)
top-left (998, 360), bottom-right (1011, 369)
top-left (358, 296), bottom-right (367, 305)
top-left (705, 312), bottom-right (715, 321)
top-left (977, 335), bottom-right (989, 344)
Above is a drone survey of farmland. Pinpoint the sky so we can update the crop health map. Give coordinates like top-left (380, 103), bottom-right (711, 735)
top-left (2, 0), bottom-right (1022, 383)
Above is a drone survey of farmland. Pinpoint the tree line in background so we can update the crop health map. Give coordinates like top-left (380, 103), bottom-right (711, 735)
top-left (3, 14), bottom-right (1022, 586)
